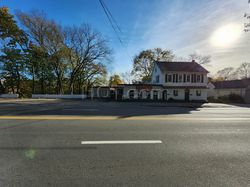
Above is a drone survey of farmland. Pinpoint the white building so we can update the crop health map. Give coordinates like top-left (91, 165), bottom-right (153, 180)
top-left (150, 61), bottom-right (209, 101)
top-left (208, 78), bottom-right (250, 103)
top-left (92, 61), bottom-right (209, 102)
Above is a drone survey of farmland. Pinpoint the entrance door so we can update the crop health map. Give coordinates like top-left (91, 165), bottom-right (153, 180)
top-left (117, 88), bottom-right (123, 100)
top-left (153, 90), bottom-right (158, 100)
top-left (185, 89), bottom-right (190, 102)
top-left (162, 90), bottom-right (167, 101)
top-left (110, 90), bottom-right (116, 100)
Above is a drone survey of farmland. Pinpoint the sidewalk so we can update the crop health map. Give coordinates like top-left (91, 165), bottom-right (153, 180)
top-left (140, 102), bottom-right (250, 108)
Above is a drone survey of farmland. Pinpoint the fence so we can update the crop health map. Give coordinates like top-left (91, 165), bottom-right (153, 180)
top-left (0, 94), bottom-right (19, 98)
top-left (32, 94), bottom-right (87, 99)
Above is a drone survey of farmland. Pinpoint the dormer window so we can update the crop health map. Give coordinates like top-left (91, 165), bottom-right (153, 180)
top-left (178, 74), bottom-right (182, 82)
top-left (168, 75), bottom-right (172, 82)
top-left (156, 75), bottom-right (159, 83)
top-left (197, 75), bottom-right (201, 82)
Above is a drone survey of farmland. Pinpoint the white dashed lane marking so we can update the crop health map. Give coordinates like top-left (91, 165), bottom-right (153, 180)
top-left (81, 140), bottom-right (162, 145)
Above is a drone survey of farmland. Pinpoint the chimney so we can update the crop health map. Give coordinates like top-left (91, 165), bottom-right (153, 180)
top-left (191, 60), bottom-right (195, 63)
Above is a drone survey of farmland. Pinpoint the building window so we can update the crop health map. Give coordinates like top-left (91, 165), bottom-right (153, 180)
top-left (191, 74), bottom-right (197, 83)
top-left (153, 90), bottom-right (158, 100)
top-left (187, 75), bottom-right (190, 82)
top-left (129, 90), bottom-right (135, 99)
top-left (183, 74), bottom-right (186, 82)
top-left (146, 91), bottom-right (150, 99)
top-left (168, 75), bottom-right (172, 82)
top-left (201, 74), bottom-right (204, 83)
top-left (165, 74), bottom-right (168, 82)
top-left (173, 74), bottom-right (178, 83)
top-left (178, 74), bottom-right (182, 82)
top-left (156, 75), bottom-right (159, 83)
top-left (197, 75), bottom-right (201, 82)
top-left (173, 90), bottom-right (178, 96)
top-left (196, 90), bottom-right (201, 96)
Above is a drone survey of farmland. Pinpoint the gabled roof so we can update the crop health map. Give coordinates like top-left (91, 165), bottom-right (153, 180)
top-left (155, 61), bottom-right (209, 73)
top-left (213, 78), bottom-right (250, 89)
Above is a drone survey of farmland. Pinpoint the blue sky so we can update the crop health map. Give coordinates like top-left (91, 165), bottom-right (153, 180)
top-left (2, 0), bottom-right (250, 75)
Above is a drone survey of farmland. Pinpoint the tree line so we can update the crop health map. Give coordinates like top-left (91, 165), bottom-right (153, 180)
top-left (116, 48), bottom-right (211, 84)
top-left (215, 63), bottom-right (250, 81)
top-left (0, 6), bottom-right (213, 95)
top-left (1, 7), bottom-right (249, 96)
top-left (119, 48), bottom-right (250, 84)
top-left (0, 7), bottom-right (111, 96)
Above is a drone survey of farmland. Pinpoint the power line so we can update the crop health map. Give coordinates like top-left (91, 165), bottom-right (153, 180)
top-left (99, 0), bottom-right (123, 44)
top-left (98, 0), bottom-right (133, 62)
top-left (100, 0), bottom-right (123, 34)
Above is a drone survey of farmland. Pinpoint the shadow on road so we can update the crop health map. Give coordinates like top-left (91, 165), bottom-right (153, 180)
top-left (0, 146), bottom-right (97, 150)
top-left (0, 99), bottom-right (204, 118)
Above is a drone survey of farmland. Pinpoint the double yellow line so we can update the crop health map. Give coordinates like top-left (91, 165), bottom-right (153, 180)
top-left (0, 115), bottom-right (248, 121)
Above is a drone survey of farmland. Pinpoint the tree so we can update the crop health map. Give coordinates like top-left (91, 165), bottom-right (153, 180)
top-left (0, 79), bottom-right (4, 94)
top-left (0, 8), bottom-right (112, 96)
top-left (236, 62), bottom-right (250, 79)
top-left (0, 7), bottom-right (27, 44)
top-left (0, 7), bottom-right (28, 96)
top-left (244, 1), bottom-right (250, 32)
top-left (64, 24), bottom-right (111, 94)
top-left (74, 62), bottom-right (107, 94)
top-left (121, 71), bottom-right (133, 84)
top-left (16, 10), bottom-right (67, 94)
top-left (0, 48), bottom-right (26, 94)
top-left (109, 74), bottom-right (123, 86)
top-left (216, 67), bottom-right (235, 80)
top-left (132, 48), bottom-right (174, 83)
top-left (189, 52), bottom-right (211, 65)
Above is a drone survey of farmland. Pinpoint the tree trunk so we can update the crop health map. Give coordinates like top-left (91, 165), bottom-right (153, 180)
top-left (57, 71), bottom-right (64, 94)
top-left (41, 79), bottom-right (45, 94)
top-left (32, 65), bottom-right (35, 94)
top-left (70, 83), bottom-right (74, 95)
top-left (0, 81), bottom-right (4, 94)
top-left (69, 76), bottom-right (74, 95)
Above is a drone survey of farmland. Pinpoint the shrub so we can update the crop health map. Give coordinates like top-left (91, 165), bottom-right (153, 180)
top-left (207, 96), bottom-right (216, 102)
top-left (209, 94), bottom-right (244, 103)
top-left (228, 93), bottom-right (244, 103)
top-left (167, 98), bottom-right (175, 102)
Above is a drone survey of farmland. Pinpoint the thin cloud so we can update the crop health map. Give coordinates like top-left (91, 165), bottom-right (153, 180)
top-left (114, 0), bottom-right (249, 74)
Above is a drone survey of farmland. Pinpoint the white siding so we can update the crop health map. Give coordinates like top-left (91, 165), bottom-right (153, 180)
top-left (167, 89), bottom-right (185, 100)
top-left (161, 71), bottom-right (208, 87)
top-left (122, 86), bottom-right (137, 99)
top-left (151, 65), bottom-right (162, 84)
top-left (189, 89), bottom-right (207, 101)
top-left (211, 88), bottom-right (246, 98)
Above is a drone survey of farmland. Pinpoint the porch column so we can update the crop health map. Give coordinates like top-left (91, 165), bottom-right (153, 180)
top-left (150, 90), bottom-right (154, 100)
top-left (134, 90), bottom-right (138, 99)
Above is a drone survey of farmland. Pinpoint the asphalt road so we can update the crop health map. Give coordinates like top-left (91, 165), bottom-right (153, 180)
top-left (0, 99), bottom-right (250, 187)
